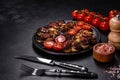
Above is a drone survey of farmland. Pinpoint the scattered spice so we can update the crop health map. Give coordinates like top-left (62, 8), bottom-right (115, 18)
top-left (105, 65), bottom-right (120, 80)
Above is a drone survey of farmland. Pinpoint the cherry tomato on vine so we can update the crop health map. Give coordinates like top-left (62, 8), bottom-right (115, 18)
top-left (72, 10), bottom-right (78, 19)
top-left (103, 17), bottom-right (110, 22)
top-left (76, 12), bottom-right (86, 21)
top-left (109, 9), bottom-right (119, 19)
top-left (89, 11), bottom-right (96, 16)
top-left (44, 40), bottom-right (54, 49)
top-left (99, 21), bottom-right (109, 31)
top-left (81, 9), bottom-right (89, 13)
top-left (55, 35), bottom-right (66, 43)
top-left (84, 14), bottom-right (94, 23)
top-left (92, 18), bottom-right (101, 28)
top-left (96, 14), bottom-right (103, 19)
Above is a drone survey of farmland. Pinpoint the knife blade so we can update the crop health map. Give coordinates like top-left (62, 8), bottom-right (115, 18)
top-left (21, 64), bottom-right (98, 78)
top-left (15, 55), bottom-right (88, 72)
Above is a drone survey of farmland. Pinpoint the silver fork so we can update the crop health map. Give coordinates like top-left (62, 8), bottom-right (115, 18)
top-left (21, 64), bottom-right (98, 78)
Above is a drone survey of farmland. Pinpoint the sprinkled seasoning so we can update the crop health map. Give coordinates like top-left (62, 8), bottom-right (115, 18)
top-left (105, 65), bottom-right (120, 80)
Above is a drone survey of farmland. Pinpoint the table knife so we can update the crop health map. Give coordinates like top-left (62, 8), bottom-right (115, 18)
top-left (21, 64), bottom-right (98, 78)
top-left (15, 55), bottom-right (88, 72)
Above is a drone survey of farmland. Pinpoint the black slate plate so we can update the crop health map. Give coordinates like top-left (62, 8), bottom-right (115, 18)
top-left (32, 21), bottom-right (100, 56)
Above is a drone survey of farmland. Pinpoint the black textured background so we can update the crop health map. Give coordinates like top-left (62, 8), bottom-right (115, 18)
top-left (0, 0), bottom-right (120, 80)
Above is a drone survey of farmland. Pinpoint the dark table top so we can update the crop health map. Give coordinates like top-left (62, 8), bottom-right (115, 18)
top-left (0, 0), bottom-right (120, 80)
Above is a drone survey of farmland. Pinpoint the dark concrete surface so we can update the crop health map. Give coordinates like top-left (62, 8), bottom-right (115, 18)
top-left (0, 0), bottom-right (120, 80)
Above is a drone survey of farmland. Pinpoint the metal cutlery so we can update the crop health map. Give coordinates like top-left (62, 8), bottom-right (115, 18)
top-left (21, 64), bottom-right (98, 78)
top-left (15, 55), bottom-right (88, 72)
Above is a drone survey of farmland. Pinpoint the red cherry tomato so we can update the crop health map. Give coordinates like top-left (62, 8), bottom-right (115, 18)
top-left (76, 12), bottom-right (86, 21)
top-left (89, 11), bottom-right (96, 16)
top-left (53, 42), bottom-right (64, 51)
top-left (67, 29), bottom-right (77, 35)
top-left (96, 14), bottom-right (103, 19)
top-left (92, 18), bottom-right (101, 28)
top-left (82, 24), bottom-right (92, 30)
top-left (84, 14), bottom-right (94, 24)
top-left (43, 40), bottom-right (54, 49)
top-left (109, 9), bottom-right (119, 19)
top-left (99, 21), bottom-right (109, 31)
top-left (81, 9), bottom-right (89, 13)
top-left (103, 17), bottom-right (110, 22)
top-left (72, 10), bottom-right (78, 19)
top-left (55, 35), bottom-right (66, 43)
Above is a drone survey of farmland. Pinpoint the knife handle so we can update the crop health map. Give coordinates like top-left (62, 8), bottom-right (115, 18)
top-left (54, 61), bottom-right (88, 72)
